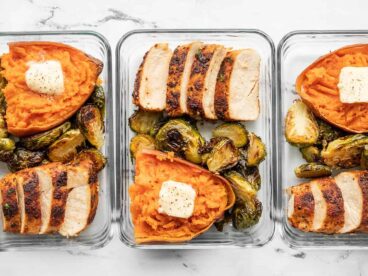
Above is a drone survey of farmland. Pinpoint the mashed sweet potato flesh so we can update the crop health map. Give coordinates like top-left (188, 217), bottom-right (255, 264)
top-left (129, 150), bottom-right (235, 243)
top-left (296, 44), bottom-right (368, 133)
top-left (1, 41), bottom-right (103, 137)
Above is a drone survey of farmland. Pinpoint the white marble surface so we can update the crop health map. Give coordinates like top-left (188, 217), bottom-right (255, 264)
top-left (1, 0), bottom-right (368, 275)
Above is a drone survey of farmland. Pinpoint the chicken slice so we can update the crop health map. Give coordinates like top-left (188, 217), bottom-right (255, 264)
top-left (215, 49), bottom-right (260, 121)
top-left (166, 42), bottom-right (203, 116)
top-left (0, 175), bottom-right (21, 233)
top-left (133, 43), bottom-right (173, 111)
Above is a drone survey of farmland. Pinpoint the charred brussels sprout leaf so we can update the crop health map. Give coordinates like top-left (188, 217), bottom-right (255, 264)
top-left (130, 134), bottom-right (155, 159)
top-left (88, 85), bottom-right (105, 115)
top-left (212, 123), bottom-right (248, 147)
top-left (300, 146), bottom-right (320, 163)
top-left (285, 100), bottom-right (319, 147)
top-left (246, 133), bottom-right (266, 167)
top-left (129, 110), bottom-right (163, 135)
top-left (206, 138), bottom-right (239, 172)
top-left (232, 198), bottom-right (262, 230)
top-left (7, 148), bottom-right (45, 172)
top-left (317, 119), bottom-right (345, 147)
top-left (0, 113), bottom-right (7, 138)
top-left (48, 129), bottom-right (85, 163)
top-left (155, 119), bottom-right (204, 164)
top-left (224, 170), bottom-right (256, 202)
top-left (19, 122), bottom-right (71, 150)
top-left (76, 149), bottom-right (107, 172)
top-left (321, 134), bottom-right (368, 168)
top-left (77, 105), bottom-right (104, 149)
top-left (0, 74), bottom-right (7, 115)
top-left (361, 146), bottom-right (368, 169)
top-left (294, 163), bottom-right (332, 178)
top-left (243, 166), bottom-right (261, 191)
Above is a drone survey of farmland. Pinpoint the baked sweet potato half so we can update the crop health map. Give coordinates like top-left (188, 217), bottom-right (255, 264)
top-left (0, 41), bottom-right (103, 137)
top-left (129, 150), bottom-right (236, 243)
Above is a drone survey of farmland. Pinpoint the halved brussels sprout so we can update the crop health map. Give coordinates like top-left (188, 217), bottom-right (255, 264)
top-left (224, 170), bottom-right (256, 202)
top-left (317, 119), bottom-right (344, 147)
top-left (0, 113), bottom-right (7, 138)
top-left (0, 138), bottom-right (15, 162)
top-left (130, 134), bottom-right (155, 159)
top-left (246, 133), bottom-right (266, 167)
top-left (77, 105), bottom-right (104, 149)
top-left (88, 85), bottom-right (105, 115)
top-left (155, 119), bottom-right (204, 164)
top-left (129, 110), bottom-right (163, 135)
top-left (300, 146), bottom-right (320, 163)
top-left (231, 161), bottom-right (261, 191)
top-left (19, 122), bottom-right (71, 150)
top-left (214, 210), bottom-right (231, 232)
top-left (7, 148), bottom-right (45, 172)
top-left (48, 129), bottom-right (85, 163)
top-left (206, 138), bottom-right (239, 172)
top-left (212, 123), bottom-right (248, 147)
top-left (321, 134), bottom-right (368, 168)
top-left (232, 198), bottom-right (262, 230)
top-left (285, 100), bottom-right (319, 147)
top-left (294, 163), bottom-right (332, 178)
top-left (76, 149), bottom-right (107, 172)
top-left (361, 146), bottom-right (368, 169)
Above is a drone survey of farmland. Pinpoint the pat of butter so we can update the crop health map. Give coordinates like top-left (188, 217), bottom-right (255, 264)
top-left (338, 67), bottom-right (368, 103)
top-left (25, 60), bottom-right (64, 95)
top-left (158, 180), bottom-right (196, 219)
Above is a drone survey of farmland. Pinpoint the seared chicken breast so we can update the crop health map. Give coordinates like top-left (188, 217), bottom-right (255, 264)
top-left (215, 49), bottom-right (260, 121)
top-left (0, 175), bottom-right (21, 232)
top-left (133, 43), bottom-right (172, 111)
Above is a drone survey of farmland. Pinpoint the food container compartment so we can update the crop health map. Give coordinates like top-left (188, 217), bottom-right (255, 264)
top-left (116, 29), bottom-right (275, 248)
top-left (277, 30), bottom-right (368, 249)
top-left (0, 31), bottom-right (114, 251)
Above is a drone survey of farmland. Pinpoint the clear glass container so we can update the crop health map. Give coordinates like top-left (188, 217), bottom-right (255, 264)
top-left (0, 31), bottom-right (114, 251)
top-left (277, 30), bottom-right (368, 249)
top-left (116, 29), bottom-right (276, 248)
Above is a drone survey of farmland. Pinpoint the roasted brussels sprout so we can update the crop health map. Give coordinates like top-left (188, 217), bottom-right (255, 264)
top-left (129, 110), bottom-right (163, 135)
top-left (130, 134), bottom-right (155, 159)
top-left (285, 100), bottom-right (319, 147)
top-left (149, 117), bottom-right (169, 137)
top-left (232, 198), bottom-right (262, 230)
top-left (321, 134), bottom-right (368, 168)
top-left (7, 148), bottom-right (45, 172)
top-left (212, 123), bottom-right (248, 147)
top-left (245, 133), bottom-right (266, 167)
top-left (77, 105), bottom-right (104, 149)
top-left (206, 138), bottom-right (239, 172)
top-left (317, 119), bottom-right (344, 147)
top-left (88, 85), bottom-right (105, 115)
top-left (231, 161), bottom-right (261, 191)
top-left (361, 146), bottom-right (368, 169)
top-left (0, 113), bottom-right (7, 138)
top-left (294, 163), bottom-right (332, 178)
top-left (300, 146), bottom-right (320, 163)
top-left (214, 210), bottom-right (231, 232)
top-left (0, 137), bottom-right (15, 162)
top-left (155, 119), bottom-right (204, 164)
top-left (19, 122), bottom-right (71, 150)
top-left (48, 129), bottom-right (85, 163)
top-left (0, 74), bottom-right (7, 115)
top-left (76, 149), bottom-right (106, 172)
top-left (224, 170), bottom-right (256, 202)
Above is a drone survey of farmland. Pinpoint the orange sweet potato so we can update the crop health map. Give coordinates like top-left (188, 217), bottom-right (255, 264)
top-left (129, 150), bottom-right (235, 243)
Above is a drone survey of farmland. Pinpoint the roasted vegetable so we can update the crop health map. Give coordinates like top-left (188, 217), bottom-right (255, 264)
top-left (300, 146), bottom-right (320, 163)
top-left (214, 210), bottom-right (232, 232)
top-left (361, 146), bottom-right (368, 169)
top-left (130, 134), bottom-right (155, 159)
top-left (232, 198), bottom-right (262, 230)
top-left (77, 105), bottom-right (104, 149)
top-left (7, 148), bottom-right (45, 172)
top-left (48, 129), bottom-right (85, 162)
top-left (317, 119), bottom-right (344, 147)
top-left (76, 149), bottom-right (106, 172)
top-left (0, 138), bottom-right (15, 162)
top-left (285, 100), bottom-right (319, 147)
top-left (294, 163), bottom-right (332, 178)
top-left (231, 162), bottom-right (261, 191)
top-left (88, 85), bottom-right (105, 115)
top-left (155, 119), bottom-right (204, 164)
top-left (0, 73), bottom-right (7, 115)
top-left (149, 117), bottom-right (169, 137)
top-left (129, 110), bottom-right (163, 135)
top-left (212, 123), bottom-right (248, 147)
top-left (0, 113), bottom-right (7, 138)
top-left (19, 122), bottom-right (71, 150)
top-left (224, 170), bottom-right (256, 202)
top-left (246, 133), bottom-right (266, 167)
top-left (321, 134), bottom-right (368, 168)
top-left (206, 138), bottom-right (239, 172)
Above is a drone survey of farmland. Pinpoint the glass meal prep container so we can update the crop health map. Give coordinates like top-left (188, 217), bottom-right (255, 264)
top-left (276, 30), bottom-right (368, 249)
top-left (0, 31), bottom-right (114, 251)
top-left (116, 29), bottom-right (276, 248)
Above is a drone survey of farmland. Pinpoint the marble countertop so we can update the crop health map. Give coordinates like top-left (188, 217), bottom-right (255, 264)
top-left (2, 0), bottom-right (368, 275)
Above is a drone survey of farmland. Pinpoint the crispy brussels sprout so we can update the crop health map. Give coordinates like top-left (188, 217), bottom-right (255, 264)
top-left (129, 110), bottom-right (163, 135)
top-left (224, 170), bottom-right (256, 202)
top-left (130, 134), bottom-right (155, 159)
top-left (77, 105), bottom-right (104, 149)
top-left (231, 161), bottom-right (261, 191)
top-left (361, 146), bottom-right (368, 169)
top-left (300, 146), bottom-right (320, 163)
top-left (0, 137), bottom-right (15, 162)
top-left (19, 122), bottom-right (71, 150)
top-left (316, 119), bottom-right (345, 147)
top-left (155, 119), bottom-right (204, 164)
top-left (206, 138), bottom-right (239, 172)
top-left (321, 134), bottom-right (368, 168)
top-left (212, 123), bottom-right (248, 147)
top-left (0, 113), bottom-right (7, 138)
top-left (0, 74), bottom-right (7, 115)
top-left (246, 133), bottom-right (266, 167)
top-left (7, 148), bottom-right (45, 172)
top-left (76, 149), bottom-right (106, 172)
top-left (294, 163), bottom-right (332, 178)
top-left (214, 210), bottom-right (232, 232)
top-left (88, 85), bottom-right (105, 115)
top-left (232, 198), bottom-right (262, 230)
top-left (48, 129), bottom-right (85, 163)
top-left (285, 100), bottom-right (319, 147)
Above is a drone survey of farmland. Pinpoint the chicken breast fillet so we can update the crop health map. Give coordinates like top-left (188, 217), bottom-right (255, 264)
top-left (0, 175), bottom-right (21, 232)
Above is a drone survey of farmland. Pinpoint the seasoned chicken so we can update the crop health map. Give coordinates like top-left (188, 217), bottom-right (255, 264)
top-left (0, 175), bottom-right (21, 232)
top-left (187, 44), bottom-right (226, 119)
top-left (215, 49), bottom-right (260, 121)
top-left (166, 42), bottom-right (203, 116)
top-left (133, 43), bottom-right (172, 111)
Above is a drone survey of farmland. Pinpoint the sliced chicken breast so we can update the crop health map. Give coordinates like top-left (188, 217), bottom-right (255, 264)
top-left (215, 49), bottom-right (260, 121)
top-left (133, 43), bottom-right (172, 111)
top-left (187, 44), bottom-right (226, 119)
top-left (166, 42), bottom-right (203, 116)
top-left (0, 175), bottom-right (21, 232)
top-left (356, 171), bottom-right (368, 232)
top-left (66, 159), bottom-right (92, 189)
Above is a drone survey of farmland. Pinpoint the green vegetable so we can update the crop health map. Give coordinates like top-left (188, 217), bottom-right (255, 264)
top-left (214, 210), bottom-right (231, 232)
top-left (76, 149), bottom-right (106, 172)
top-left (317, 119), bottom-right (345, 147)
top-left (294, 163), bottom-right (332, 178)
top-left (129, 110), bottom-right (163, 135)
top-left (130, 134), bottom-right (155, 159)
top-left (246, 133), bottom-right (266, 167)
top-left (212, 123), bottom-right (248, 147)
top-left (206, 138), bottom-right (239, 172)
top-left (232, 198), bottom-right (262, 230)
top-left (88, 85), bottom-right (105, 116)
top-left (77, 105), bottom-right (104, 149)
top-left (300, 146), bottom-right (320, 163)
top-left (361, 146), bottom-right (368, 169)
top-left (224, 170), bottom-right (256, 202)
top-left (7, 148), bottom-right (45, 172)
top-left (0, 113), bottom-right (7, 138)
